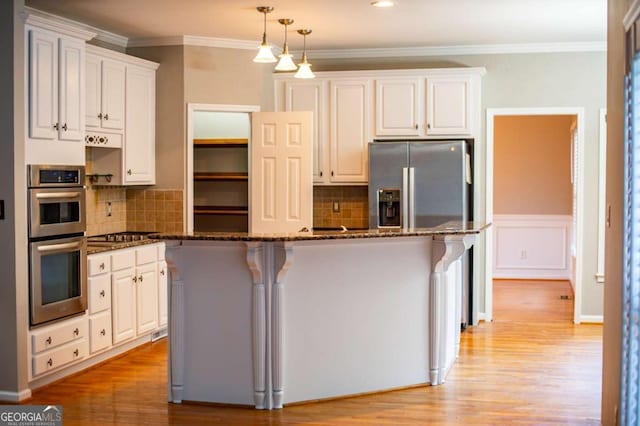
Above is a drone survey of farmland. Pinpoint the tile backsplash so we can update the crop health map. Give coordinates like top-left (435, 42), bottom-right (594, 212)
top-left (313, 186), bottom-right (369, 229)
top-left (86, 187), bottom-right (183, 235)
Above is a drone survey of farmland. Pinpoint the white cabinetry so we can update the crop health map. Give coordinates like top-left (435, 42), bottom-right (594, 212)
top-left (330, 80), bottom-right (370, 183)
top-left (87, 252), bottom-right (112, 354)
top-left (87, 45), bottom-right (158, 185)
top-left (85, 53), bottom-right (125, 131)
top-left (111, 245), bottom-right (159, 344)
top-left (157, 243), bottom-right (168, 328)
top-left (375, 78), bottom-right (420, 136)
top-left (25, 15), bottom-right (95, 165)
top-left (283, 81), bottom-right (326, 183)
top-left (425, 76), bottom-right (471, 135)
top-left (30, 317), bottom-right (88, 378)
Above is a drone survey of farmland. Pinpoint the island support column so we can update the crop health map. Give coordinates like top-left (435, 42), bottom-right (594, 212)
top-left (429, 234), bottom-right (475, 385)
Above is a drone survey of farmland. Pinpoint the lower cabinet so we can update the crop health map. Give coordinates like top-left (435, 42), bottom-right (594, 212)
top-left (29, 242), bottom-right (167, 380)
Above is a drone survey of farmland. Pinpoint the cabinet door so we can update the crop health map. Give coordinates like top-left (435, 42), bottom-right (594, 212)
top-left (58, 36), bottom-right (85, 141)
top-left (330, 80), bottom-right (369, 183)
top-left (111, 268), bottom-right (136, 344)
top-left (375, 78), bottom-right (420, 136)
top-left (101, 59), bottom-right (126, 131)
top-left (124, 66), bottom-right (156, 184)
top-left (284, 81), bottom-right (326, 183)
top-left (85, 54), bottom-right (102, 129)
top-left (136, 262), bottom-right (158, 334)
top-left (426, 77), bottom-right (470, 135)
top-left (28, 29), bottom-right (58, 140)
top-left (89, 311), bottom-right (112, 354)
top-left (158, 260), bottom-right (168, 328)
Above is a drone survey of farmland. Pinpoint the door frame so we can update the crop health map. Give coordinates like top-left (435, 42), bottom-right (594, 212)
top-left (185, 103), bottom-right (260, 233)
top-left (484, 107), bottom-right (585, 324)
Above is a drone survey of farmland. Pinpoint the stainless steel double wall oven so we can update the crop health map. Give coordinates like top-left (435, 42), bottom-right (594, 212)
top-left (28, 165), bottom-right (87, 327)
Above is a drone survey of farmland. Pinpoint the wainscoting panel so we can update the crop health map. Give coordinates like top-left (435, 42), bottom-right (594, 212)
top-left (493, 215), bottom-right (572, 279)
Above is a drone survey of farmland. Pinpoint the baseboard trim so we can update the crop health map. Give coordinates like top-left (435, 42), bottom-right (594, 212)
top-left (579, 315), bottom-right (603, 324)
top-left (0, 388), bottom-right (32, 402)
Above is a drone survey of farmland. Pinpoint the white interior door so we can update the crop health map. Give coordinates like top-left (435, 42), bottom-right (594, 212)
top-left (250, 111), bottom-right (313, 234)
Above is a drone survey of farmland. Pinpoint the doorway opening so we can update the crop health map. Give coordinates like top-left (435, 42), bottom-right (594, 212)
top-left (485, 108), bottom-right (585, 324)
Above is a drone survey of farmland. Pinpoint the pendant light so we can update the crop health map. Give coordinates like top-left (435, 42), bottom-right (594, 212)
top-left (294, 29), bottom-right (315, 79)
top-left (275, 18), bottom-right (297, 71)
top-left (253, 6), bottom-right (277, 63)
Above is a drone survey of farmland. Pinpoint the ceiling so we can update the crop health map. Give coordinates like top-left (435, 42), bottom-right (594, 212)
top-left (24, 0), bottom-right (607, 52)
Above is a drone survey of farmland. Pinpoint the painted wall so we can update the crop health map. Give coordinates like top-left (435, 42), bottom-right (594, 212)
top-left (493, 115), bottom-right (574, 215)
top-left (602, 0), bottom-right (627, 423)
top-left (311, 51), bottom-right (606, 317)
top-left (0, 0), bottom-right (29, 399)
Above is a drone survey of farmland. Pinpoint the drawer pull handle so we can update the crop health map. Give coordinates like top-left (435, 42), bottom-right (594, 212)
top-left (139, 275), bottom-right (143, 282)
top-left (98, 113), bottom-right (103, 119)
top-left (160, 269), bottom-right (165, 276)
top-left (104, 114), bottom-right (109, 120)
top-left (100, 329), bottom-right (106, 336)
top-left (73, 349), bottom-right (79, 357)
top-left (415, 123), bottom-right (418, 130)
top-left (133, 276), bottom-right (138, 283)
top-left (100, 290), bottom-right (105, 298)
top-left (73, 328), bottom-right (79, 336)
top-left (127, 169), bottom-right (132, 175)
top-left (47, 358), bottom-right (53, 367)
top-left (53, 122), bottom-right (59, 130)
top-left (100, 262), bottom-right (105, 270)
top-left (46, 336), bottom-right (52, 345)
top-left (62, 123), bottom-right (68, 131)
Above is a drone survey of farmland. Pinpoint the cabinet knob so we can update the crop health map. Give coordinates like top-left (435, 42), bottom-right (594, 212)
top-left (99, 262), bottom-right (105, 270)
top-left (47, 358), bottom-right (53, 367)
top-left (73, 349), bottom-right (79, 357)
top-left (133, 276), bottom-right (138, 283)
top-left (104, 114), bottom-right (109, 120)
top-left (100, 289), bottom-right (105, 298)
top-left (100, 329), bottom-right (106, 336)
top-left (46, 336), bottom-right (52, 345)
top-left (139, 275), bottom-right (144, 282)
top-left (62, 123), bottom-right (68, 131)
top-left (427, 123), bottom-right (431, 129)
top-left (127, 169), bottom-right (132, 175)
top-left (98, 113), bottom-right (103, 119)
top-left (415, 123), bottom-right (418, 130)
top-left (331, 171), bottom-right (334, 177)
top-left (320, 171), bottom-right (323, 177)
top-left (73, 328), bottom-right (79, 336)
top-left (160, 269), bottom-right (165, 276)
top-left (53, 123), bottom-right (59, 130)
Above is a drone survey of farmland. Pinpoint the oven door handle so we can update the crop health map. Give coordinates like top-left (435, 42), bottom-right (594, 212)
top-left (37, 241), bottom-right (83, 252)
top-left (35, 192), bottom-right (82, 200)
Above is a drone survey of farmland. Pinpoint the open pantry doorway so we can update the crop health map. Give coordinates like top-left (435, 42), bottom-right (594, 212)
top-left (186, 104), bottom-right (260, 233)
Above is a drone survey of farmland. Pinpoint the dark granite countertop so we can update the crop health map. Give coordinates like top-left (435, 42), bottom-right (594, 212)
top-left (149, 221), bottom-right (490, 243)
top-left (86, 238), bottom-right (160, 255)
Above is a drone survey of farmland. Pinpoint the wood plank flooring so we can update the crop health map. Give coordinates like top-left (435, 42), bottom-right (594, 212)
top-left (23, 280), bottom-right (602, 425)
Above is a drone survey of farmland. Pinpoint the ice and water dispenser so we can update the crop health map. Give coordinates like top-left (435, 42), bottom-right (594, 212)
top-left (377, 188), bottom-right (401, 228)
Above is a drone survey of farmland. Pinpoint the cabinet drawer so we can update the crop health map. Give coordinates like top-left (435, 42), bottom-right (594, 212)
top-left (111, 248), bottom-right (135, 271)
top-left (31, 317), bottom-right (87, 354)
top-left (32, 338), bottom-right (88, 377)
top-left (136, 244), bottom-right (157, 265)
top-left (88, 274), bottom-right (111, 314)
top-left (88, 253), bottom-right (111, 276)
top-left (89, 312), bottom-right (112, 354)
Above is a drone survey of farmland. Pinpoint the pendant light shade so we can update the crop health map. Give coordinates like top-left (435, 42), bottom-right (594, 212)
top-left (253, 6), bottom-right (277, 63)
top-left (275, 18), bottom-right (297, 71)
top-left (294, 29), bottom-right (315, 79)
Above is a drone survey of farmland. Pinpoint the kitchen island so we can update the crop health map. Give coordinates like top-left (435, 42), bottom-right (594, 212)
top-left (152, 222), bottom-right (488, 410)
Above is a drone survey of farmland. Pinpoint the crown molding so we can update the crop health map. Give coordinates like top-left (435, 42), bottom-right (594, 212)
top-left (86, 44), bottom-right (159, 70)
top-left (23, 6), bottom-right (126, 46)
top-left (128, 35), bottom-right (269, 51)
top-left (303, 41), bottom-right (607, 59)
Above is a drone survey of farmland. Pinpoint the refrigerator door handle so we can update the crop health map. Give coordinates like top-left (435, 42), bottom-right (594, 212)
top-left (409, 167), bottom-right (415, 229)
top-left (402, 167), bottom-right (409, 230)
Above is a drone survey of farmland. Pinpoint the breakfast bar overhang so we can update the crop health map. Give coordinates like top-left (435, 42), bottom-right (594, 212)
top-left (153, 222), bottom-right (489, 410)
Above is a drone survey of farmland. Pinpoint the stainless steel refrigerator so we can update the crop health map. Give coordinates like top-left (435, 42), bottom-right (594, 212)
top-left (368, 139), bottom-right (474, 327)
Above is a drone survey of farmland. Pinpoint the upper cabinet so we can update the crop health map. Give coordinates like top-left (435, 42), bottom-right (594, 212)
top-left (375, 78), bottom-right (420, 137)
top-left (86, 45), bottom-right (159, 186)
top-left (85, 54), bottom-right (125, 132)
top-left (425, 76), bottom-right (470, 135)
top-left (25, 15), bottom-right (95, 166)
top-left (274, 68), bottom-right (484, 185)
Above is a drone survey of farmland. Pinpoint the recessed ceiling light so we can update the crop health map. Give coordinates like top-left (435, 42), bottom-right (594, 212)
top-left (371, 0), bottom-right (395, 7)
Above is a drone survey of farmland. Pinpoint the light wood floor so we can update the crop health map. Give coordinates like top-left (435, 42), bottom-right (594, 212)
top-left (24, 280), bottom-right (602, 425)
